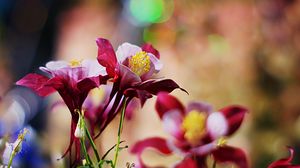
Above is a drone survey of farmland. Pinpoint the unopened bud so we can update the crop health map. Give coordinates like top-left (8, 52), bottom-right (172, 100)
top-left (74, 116), bottom-right (85, 138)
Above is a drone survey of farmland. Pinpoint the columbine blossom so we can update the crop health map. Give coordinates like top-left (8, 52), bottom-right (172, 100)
top-left (16, 59), bottom-right (107, 164)
top-left (268, 147), bottom-right (300, 168)
top-left (131, 92), bottom-right (248, 168)
top-left (94, 38), bottom-right (186, 138)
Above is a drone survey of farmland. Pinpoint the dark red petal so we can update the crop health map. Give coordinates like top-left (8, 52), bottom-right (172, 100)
top-left (96, 38), bottom-right (117, 77)
top-left (16, 73), bottom-right (56, 97)
top-left (118, 64), bottom-right (141, 90)
top-left (155, 92), bottom-right (185, 119)
top-left (268, 147), bottom-right (300, 168)
top-left (212, 146), bottom-right (248, 168)
top-left (124, 89), bottom-right (152, 107)
top-left (131, 137), bottom-right (173, 168)
top-left (137, 79), bottom-right (188, 95)
top-left (125, 98), bottom-right (140, 120)
top-left (219, 105), bottom-right (248, 136)
top-left (142, 43), bottom-right (160, 59)
top-left (175, 156), bottom-right (207, 168)
top-left (77, 77), bottom-right (98, 93)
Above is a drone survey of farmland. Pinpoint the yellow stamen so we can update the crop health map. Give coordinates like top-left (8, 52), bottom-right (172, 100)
top-left (216, 137), bottom-right (227, 147)
top-left (69, 59), bottom-right (82, 67)
top-left (181, 110), bottom-right (206, 146)
top-left (128, 51), bottom-right (151, 76)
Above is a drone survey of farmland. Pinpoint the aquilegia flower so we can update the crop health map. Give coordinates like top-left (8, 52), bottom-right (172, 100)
top-left (268, 147), bottom-right (300, 168)
top-left (131, 92), bottom-right (248, 168)
top-left (95, 38), bottom-right (186, 138)
top-left (16, 59), bottom-right (107, 164)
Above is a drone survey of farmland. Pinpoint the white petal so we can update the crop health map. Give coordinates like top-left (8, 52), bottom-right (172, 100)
top-left (82, 59), bottom-right (107, 77)
top-left (149, 53), bottom-right (163, 72)
top-left (162, 110), bottom-right (183, 138)
top-left (206, 112), bottom-right (228, 139)
top-left (45, 61), bottom-right (69, 71)
top-left (116, 42), bottom-right (141, 63)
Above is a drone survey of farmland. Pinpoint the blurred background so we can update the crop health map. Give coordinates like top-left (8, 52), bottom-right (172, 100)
top-left (0, 0), bottom-right (300, 167)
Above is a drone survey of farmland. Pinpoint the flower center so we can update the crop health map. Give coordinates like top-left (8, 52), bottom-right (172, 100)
top-left (181, 111), bottom-right (206, 146)
top-left (128, 51), bottom-right (151, 76)
top-left (69, 59), bottom-right (82, 67)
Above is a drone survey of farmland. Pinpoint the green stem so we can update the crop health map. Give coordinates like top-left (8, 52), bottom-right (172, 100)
top-left (113, 99), bottom-right (127, 168)
top-left (80, 138), bottom-right (93, 166)
top-left (84, 124), bottom-right (101, 166)
top-left (7, 151), bottom-right (15, 168)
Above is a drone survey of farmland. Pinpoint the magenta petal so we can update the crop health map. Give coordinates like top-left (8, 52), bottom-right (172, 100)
top-left (175, 156), bottom-right (207, 168)
top-left (219, 105), bottom-right (248, 136)
top-left (155, 92), bottom-right (185, 119)
top-left (16, 73), bottom-right (56, 97)
top-left (96, 38), bottom-right (117, 77)
top-left (187, 102), bottom-right (213, 114)
top-left (212, 146), bottom-right (248, 168)
top-left (268, 147), bottom-right (300, 168)
top-left (137, 79), bottom-right (188, 95)
top-left (77, 78), bottom-right (98, 93)
top-left (142, 43), bottom-right (160, 59)
top-left (131, 137), bottom-right (173, 168)
top-left (118, 64), bottom-right (141, 90)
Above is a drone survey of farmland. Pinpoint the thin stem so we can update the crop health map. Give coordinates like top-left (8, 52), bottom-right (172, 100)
top-left (7, 151), bottom-right (15, 168)
top-left (80, 138), bottom-right (93, 166)
top-left (84, 124), bottom-right (101, 166)
top-left (113, 99), bottom-right (127, 168)
top-left (212, 160), bottom-right (217, 168)
top-left (101, 141), bottom-right (125, 160)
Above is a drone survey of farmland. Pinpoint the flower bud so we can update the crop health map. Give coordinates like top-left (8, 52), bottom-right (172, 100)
top-left (74, 116), bottom-right (85, 138)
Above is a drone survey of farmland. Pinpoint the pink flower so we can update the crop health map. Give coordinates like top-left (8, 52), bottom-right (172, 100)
top-left (16, 59), bottom-right (107, 164)
top-left (94, 38), bottom-right (186, 138)
top-left (131, 92), bottom-right (248, 168)
top-left (268, 147), bottom-right (300, 168)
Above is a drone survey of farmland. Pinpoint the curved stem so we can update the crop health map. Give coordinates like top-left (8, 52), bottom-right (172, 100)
top-left (84, 124), bottom-right (101, 166)
top-left (80, 138), bottom-right (92, 166)
top-left (113, 98), bottom-right (127, 168)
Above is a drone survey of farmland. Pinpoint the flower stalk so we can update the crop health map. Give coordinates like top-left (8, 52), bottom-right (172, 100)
top-left (113, 98), bottom-right (127, 168)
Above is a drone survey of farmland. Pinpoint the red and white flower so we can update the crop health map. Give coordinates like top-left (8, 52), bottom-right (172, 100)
top-left (131, 92), bottom-right (248, 168)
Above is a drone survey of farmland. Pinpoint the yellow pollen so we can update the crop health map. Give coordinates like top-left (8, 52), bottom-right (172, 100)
top-left (69, 59), bottom-right (82, 67)
top-left (128, 51), bottom-right (151, 76)
top-left (216, 137), bottom-right (227, 147)
top-left (181, 111), bottom-right (206, 146)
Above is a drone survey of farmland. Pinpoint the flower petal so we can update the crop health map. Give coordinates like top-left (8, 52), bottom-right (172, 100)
top-left (16, 73), bottom-right (56, 96)
top-left (137, 79), bottom-right (188, 96)
top-left (268, 147), bottom-right (300, 168)
top-left (118, 64), bottom-right (141, 90)
top-left (82, 59), bottom-right (107, 77)
top-left (142, 43), bottom-right (160, 59)
top-left (77, 78), bottom-right (98, 94)
top-left (39, 60), bottom-right (69, 75)
top-left (206, 112), bottom-right (228, 139)
top-left (96, 38), bottom-right (117, 77)
top-left (155, 92), bottom-right (185, 119)
top-left (174, 156), bottom-right (207, 168)
top-left (186, 101), bottom-right (213, 114)
top-left (219, 105), bottom-right (248, 136)
top-left (116, 42), bottom-right (141, 63)
top-left (130, 137), bottom-right (173, 168)
top-left (212, 146), bottom-right (248, 168)
top-left (162, 110), bottom-right (184, 139)
top-left (149, 53), bottom-right (163, 72)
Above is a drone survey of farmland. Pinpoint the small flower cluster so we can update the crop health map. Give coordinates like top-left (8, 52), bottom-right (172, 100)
top-left (16, 38), bottom-right (185, 167)
top-left (12, 37), bottom-right (300, 168)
